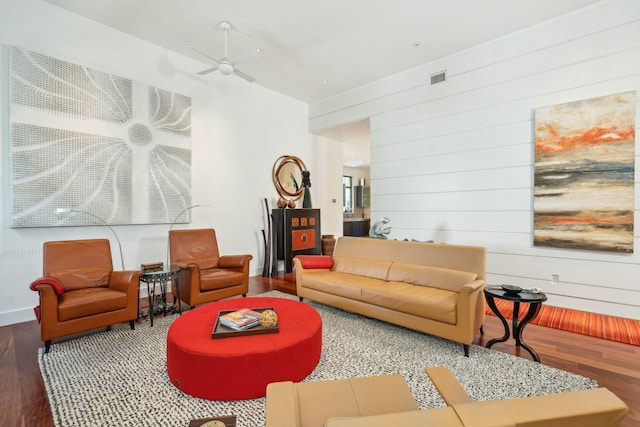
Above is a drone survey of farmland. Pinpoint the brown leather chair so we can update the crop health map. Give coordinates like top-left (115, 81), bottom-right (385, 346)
top-left (29, 239), bottom-right (142, 353)
top-left (169, 228), bottom-right (252, 308)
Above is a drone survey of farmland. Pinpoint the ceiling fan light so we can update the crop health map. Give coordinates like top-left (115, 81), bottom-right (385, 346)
top-left (219, 62), bottom-right (234, 75)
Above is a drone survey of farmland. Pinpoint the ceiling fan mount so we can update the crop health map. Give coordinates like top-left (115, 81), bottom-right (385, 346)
top-left (218, 60), bottom-right (234, 75)
top-left (190, 20), bottom-right (257, 82)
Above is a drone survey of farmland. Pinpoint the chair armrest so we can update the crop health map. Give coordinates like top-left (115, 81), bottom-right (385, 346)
top-left (266, 381), bottom-right (300, 427)
top-left (294, 255), bottom-right (334, 269)
top-left (424, 366), bottom-right (473, 406)
top-left (456, 279), bottom-right (486, 341)
top-left (458, 279), bottom-right (485, 295)
top-left (171, 261), bottom-right (189, 269)
top-left (30, 277), bottom-right (64, 295)
top-left (219, 254), bottom-right (252, 269)
top-left (171, 261), bottom-right (200, 272)
top-left (31, 284), bottom-right (62, 325)
top-left (452, 388), bottom-right (627, 427)
top-left (109, 270), bottom-right (143, 292)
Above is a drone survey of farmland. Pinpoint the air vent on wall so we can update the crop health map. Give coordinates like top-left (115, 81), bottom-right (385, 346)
top-left (430, 70), bottom-right (446, 85)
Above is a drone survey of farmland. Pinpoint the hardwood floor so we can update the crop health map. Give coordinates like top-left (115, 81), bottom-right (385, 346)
top-left (2, 273), bottom-right (638, 426)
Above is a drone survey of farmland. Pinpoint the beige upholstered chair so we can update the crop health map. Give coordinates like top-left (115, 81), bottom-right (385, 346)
top-left (169, 228), bottom-right (252, 308)
top-left (29, 239), bottom-right (141, 353)
top-left (266, 367), bottom-right (628, 427)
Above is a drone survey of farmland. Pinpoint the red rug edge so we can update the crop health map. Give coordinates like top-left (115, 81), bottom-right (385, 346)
top-left (485, 300), bottom-right (640, 346)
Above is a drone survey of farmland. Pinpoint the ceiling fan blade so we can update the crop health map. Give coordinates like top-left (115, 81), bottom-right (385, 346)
top-left (188, 45), bottom-right (222, 64)
top-left (233, 68), bottom-right (256, 83)
top-left (197, 66), bottom-right (219, 75)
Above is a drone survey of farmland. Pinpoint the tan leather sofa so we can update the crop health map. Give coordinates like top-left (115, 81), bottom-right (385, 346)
top-left (265, 366), bottom-right (628, 427)
top-left (294, 237), bottom-right (486, 355)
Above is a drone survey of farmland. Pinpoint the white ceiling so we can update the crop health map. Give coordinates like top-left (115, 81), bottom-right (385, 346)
top-left (42, 0), bottom-right (602, 168)
top-left (44, 0), bottom-right (602, 104)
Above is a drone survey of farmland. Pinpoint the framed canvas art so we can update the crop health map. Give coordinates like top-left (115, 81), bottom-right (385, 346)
top-left (533, 91), bottom-right (636, 253)
top-left (8, 46), bottom-right (193, 227)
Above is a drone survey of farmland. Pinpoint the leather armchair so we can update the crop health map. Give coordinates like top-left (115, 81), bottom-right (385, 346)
top-left (169, 228), bottom-right (252, 308)
top-left (30, 239), bottom-right (142, 353)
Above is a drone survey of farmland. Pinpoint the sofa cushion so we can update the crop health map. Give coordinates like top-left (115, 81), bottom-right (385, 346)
top-left (58, 287), bottom-right (127, 321)
top-left (51, 267), bottom-right (111, 291)
top-left (199, 269), bottom-right (245, 291)
top-left (361, 282), bottom-right (458, 324)
top-left (300, 270), bottom-right (386, 300)
top-left (387, 263), bottom-right (478, 292)
top-left (332, 256), bottom-right (391, 281)
top-left (266, 374), bottom-right (418, 427)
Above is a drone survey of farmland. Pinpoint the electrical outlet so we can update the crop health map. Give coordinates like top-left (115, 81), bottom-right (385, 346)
top-left (551, 274), bottom-right (559, 285)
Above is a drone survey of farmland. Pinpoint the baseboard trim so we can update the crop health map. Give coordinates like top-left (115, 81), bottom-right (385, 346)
top-left (0, 307), bottom-right (36, 327)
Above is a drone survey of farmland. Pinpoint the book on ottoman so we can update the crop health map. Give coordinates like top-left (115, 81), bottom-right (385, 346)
top-left (218, 308), bottom-right (261, 331)
top-left (212, 307), bottom-right (279, 339)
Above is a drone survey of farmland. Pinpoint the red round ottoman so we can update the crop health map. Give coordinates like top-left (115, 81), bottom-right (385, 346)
top-left (166, 296), bottom-right (322, 400)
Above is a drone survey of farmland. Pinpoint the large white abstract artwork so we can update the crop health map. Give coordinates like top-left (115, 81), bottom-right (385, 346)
top-left (8, 46), bottom-right (192, 227)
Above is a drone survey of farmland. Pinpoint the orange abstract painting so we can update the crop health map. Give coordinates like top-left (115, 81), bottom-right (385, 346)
top-left (534, 91), bottom-right (636, 253)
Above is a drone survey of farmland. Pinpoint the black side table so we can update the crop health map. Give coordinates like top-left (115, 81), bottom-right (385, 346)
top-left (484, 286), bottom-right (547, 362)
top-left (139, 270), bottom-right (181, 326)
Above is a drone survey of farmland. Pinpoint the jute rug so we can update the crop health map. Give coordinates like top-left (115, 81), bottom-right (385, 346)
top-left (39, 291), bottom-right (597, 427)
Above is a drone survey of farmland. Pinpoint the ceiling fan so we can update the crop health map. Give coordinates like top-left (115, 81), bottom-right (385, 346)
top-left (190, 21), bottom-right (257, 83)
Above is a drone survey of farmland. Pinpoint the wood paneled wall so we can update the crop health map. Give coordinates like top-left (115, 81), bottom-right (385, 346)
top-left (310, 0), bottom-right (640, 319)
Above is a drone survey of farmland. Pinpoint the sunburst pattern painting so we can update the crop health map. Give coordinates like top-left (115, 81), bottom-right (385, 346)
top-left (9, 46), bottom-right (192, 227)
top-left (534, 91), bottom-right (636, 253)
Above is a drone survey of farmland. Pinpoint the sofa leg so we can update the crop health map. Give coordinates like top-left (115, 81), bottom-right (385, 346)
top-left (45, 340), bottom-right (51, 354)
top-left (463, 344), bottom-right (469, 357)
top-left (480, 324), bottom-right (484, 334)
top-left (242, 293), bottom-right (247, 297)
top-left (299, 297), bottom-right (303, 302)
top-left (129, 320), bottom-right (135, 330)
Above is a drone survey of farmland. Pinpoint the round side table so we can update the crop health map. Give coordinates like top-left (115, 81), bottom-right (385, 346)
top-left (484, 286), bottom-right (547, 362)
top-left (139, 270), bottom-right (180, 326)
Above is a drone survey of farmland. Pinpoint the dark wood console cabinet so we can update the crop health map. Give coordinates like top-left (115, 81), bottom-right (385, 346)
top-left (272, 208), bottom-right (321, 274)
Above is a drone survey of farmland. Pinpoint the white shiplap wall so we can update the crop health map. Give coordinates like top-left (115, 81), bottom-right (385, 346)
top-left (309, 0), bottom-right (640, 319)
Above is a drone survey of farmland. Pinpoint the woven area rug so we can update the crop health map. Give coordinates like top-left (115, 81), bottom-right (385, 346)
top-left (39, 291), bottom-right (597, 427)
